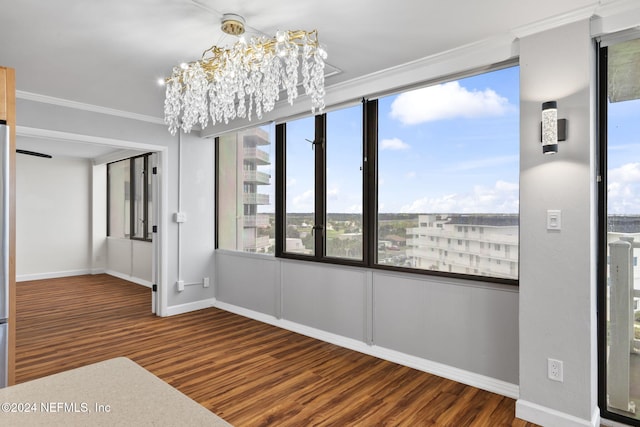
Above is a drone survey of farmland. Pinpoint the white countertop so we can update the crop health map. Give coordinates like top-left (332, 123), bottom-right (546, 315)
top-left (0, 357), bottom-right (233, 426)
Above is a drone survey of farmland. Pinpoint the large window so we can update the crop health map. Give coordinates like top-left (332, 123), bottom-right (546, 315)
top-left (278, 104), bottom-right (364, 261)
top-left (216, 124), bottom-right (275, 254)
top-left (599, 36), bottom-right (640, 426)
top-left (107, 153), bottom-right (153, 241)
top-left (216, 65), bottom-right (519, 283)
top-left (326, 106), bottom-right (364, 260)
top-left (283, 116), bottom-right (317, 255)
top-left (376, 66), bottom-right (519, 279)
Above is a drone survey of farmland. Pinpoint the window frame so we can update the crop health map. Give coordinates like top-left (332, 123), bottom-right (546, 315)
top-left (596, 36), bottom-right (640, 427)
top-left (107, 153), bottom-right (153, 242)
top-left (214, 124), bottom-right (276, 254)
top-left (219, 63), bottom-right (519, 286)
top-left (276, 109), bottom-right (369, 266)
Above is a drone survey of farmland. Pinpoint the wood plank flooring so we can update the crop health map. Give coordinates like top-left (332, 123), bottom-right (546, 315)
top-left (15, 274), bottom-right (537, 426)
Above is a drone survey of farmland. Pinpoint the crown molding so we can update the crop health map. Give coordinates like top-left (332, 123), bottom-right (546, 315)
top-left (512, 0), bottom-right (640, 39)
top-left (325, 33), bottom-right (518, 100)
top-left (591, 0), bottom-right (640, 37)
top-left (595, 0), bottom-right (640, 18)
top-left (16, 90), bottom-right (165, 125)
top-left (511, 4), bottom-right (598, 38)
top-left (16, 125), bottom-right (164, 151)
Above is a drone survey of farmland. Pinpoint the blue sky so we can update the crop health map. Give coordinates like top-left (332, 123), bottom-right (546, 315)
top-left (279, 66), bottom-right (521, 215)
top-left (607, 98), bottom-right (640, 214)
top-left (259, 65), bottom-right (640, 217)
top-left (377, 66), bottom-right (519, 214)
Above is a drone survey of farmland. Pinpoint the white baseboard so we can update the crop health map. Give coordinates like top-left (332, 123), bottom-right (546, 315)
top-left (165, 298), bottom-right (217, 316)
top-left (213, 300), bottom-right (519, 399)
top-left (104, 270), bottom-right (152, 288)
top-left (17, 269), bottom-right (94, 282)
top-left (516, 399), bottom-right (600, 427)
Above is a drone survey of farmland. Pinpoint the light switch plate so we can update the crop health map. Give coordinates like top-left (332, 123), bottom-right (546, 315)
top-left (547, 210), bottom-right (561, 230)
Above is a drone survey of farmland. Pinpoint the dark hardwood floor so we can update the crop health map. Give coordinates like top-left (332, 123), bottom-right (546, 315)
top-left (15, 274), bottom-right (537, 426)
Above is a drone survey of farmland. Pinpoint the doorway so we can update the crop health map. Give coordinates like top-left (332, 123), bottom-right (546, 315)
top-left (15, 127), bottom-right (167, 315)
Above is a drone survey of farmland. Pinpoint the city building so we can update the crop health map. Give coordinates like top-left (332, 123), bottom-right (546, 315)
top-left (217, 127), bottom-right (273, 254)
top-left (406, 214), bottom-right (519, 280)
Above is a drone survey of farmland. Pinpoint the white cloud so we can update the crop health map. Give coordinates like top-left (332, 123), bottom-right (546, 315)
top-left (287, 178), bottom-right (297, 187)
top-left (380, 138), bottom-right (410, 151)
top-left (327, 187), bottom-right (340, 200)
top-left (608, 162), bottom-right (640, 213)
top-left (405, 171), bottom-right (417, 179)
top-left (345, 204), bottom-right (363, 214)
top-left (292, 189), bottom-right (314, 211)
top-left (390, 81), bottom-right (512, 125)
top-left (399, 180), bottom-right (519, 213)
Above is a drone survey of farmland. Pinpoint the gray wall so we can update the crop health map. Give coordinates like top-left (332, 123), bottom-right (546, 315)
top-left (215, 251), bottom-right (520, 387)
top-left (517, 19), bottom-right (597, 424)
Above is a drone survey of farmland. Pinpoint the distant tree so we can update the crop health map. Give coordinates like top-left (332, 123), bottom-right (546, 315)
top-left (286, 225), bottom-right (300, 238)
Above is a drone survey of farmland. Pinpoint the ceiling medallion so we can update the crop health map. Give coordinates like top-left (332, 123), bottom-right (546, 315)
top-left (163, 13), bottom-right (327, 135)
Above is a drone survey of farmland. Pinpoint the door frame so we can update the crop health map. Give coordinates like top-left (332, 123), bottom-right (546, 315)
top-left (597, 34), bottom-right (640, 427)
top-left (15, 126), bottom-right (169, 316)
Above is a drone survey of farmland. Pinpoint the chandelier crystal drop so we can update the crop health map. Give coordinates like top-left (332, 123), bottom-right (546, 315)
top-left (163, 24), bottom-right (327, 135)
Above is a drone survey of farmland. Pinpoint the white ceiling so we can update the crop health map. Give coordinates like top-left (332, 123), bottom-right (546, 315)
top-left (0, 0), bottom-right (621, 158)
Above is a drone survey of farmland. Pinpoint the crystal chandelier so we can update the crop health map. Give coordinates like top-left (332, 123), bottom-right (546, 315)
top-left (163, 13), bottom-right (327, 135)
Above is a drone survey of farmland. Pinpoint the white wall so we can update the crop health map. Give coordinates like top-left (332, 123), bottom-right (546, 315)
top-left (16, 154), bottom-right (92, 280)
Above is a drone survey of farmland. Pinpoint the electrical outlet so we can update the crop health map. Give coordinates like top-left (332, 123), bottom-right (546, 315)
top-left (176, 280), bottom-right (184, 292)
top-left (203, 277), bottom-right (210, 288)
top-left (548, 358), bottom-right (563, 382)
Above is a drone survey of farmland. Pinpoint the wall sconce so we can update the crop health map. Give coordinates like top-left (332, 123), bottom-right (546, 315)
top-left (541, 101), bottom-right (567, 154)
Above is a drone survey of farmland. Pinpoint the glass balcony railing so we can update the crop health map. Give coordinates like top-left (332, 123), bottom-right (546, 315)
top-left (244, 147), bottom-right (270, 165)
top-left (243, 215), bottom-right (270, 228)
top-left (243, 170), bottom-right (271, 184)
top-left (243, 192), bottom-right (270, 205)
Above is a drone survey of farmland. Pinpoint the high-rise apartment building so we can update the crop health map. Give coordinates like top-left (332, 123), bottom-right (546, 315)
top-left (406, 214), bottom-right (519, 280)
top-left (218, 127), bottom-right (272, 253)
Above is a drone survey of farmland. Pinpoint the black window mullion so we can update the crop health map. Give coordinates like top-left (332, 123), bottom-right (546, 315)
top-left (597, 42), bottom-right (611, 426)
top-left (314, 114), bottom-right (326, 258)
top-left (214, 137), bottom-right (220, 250)
top-left (106, 164), bottom-right (111, 237)
top-left (143, 154), bottom-right (149, 240)
top-left (364, 99), bottom-right (378, 267)
top-left (129, 157), bottom-right (135, 239)
top-left (130, 153), bottom-right (152, 242)
top-left (275, 123), bottom-right (286, 257)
